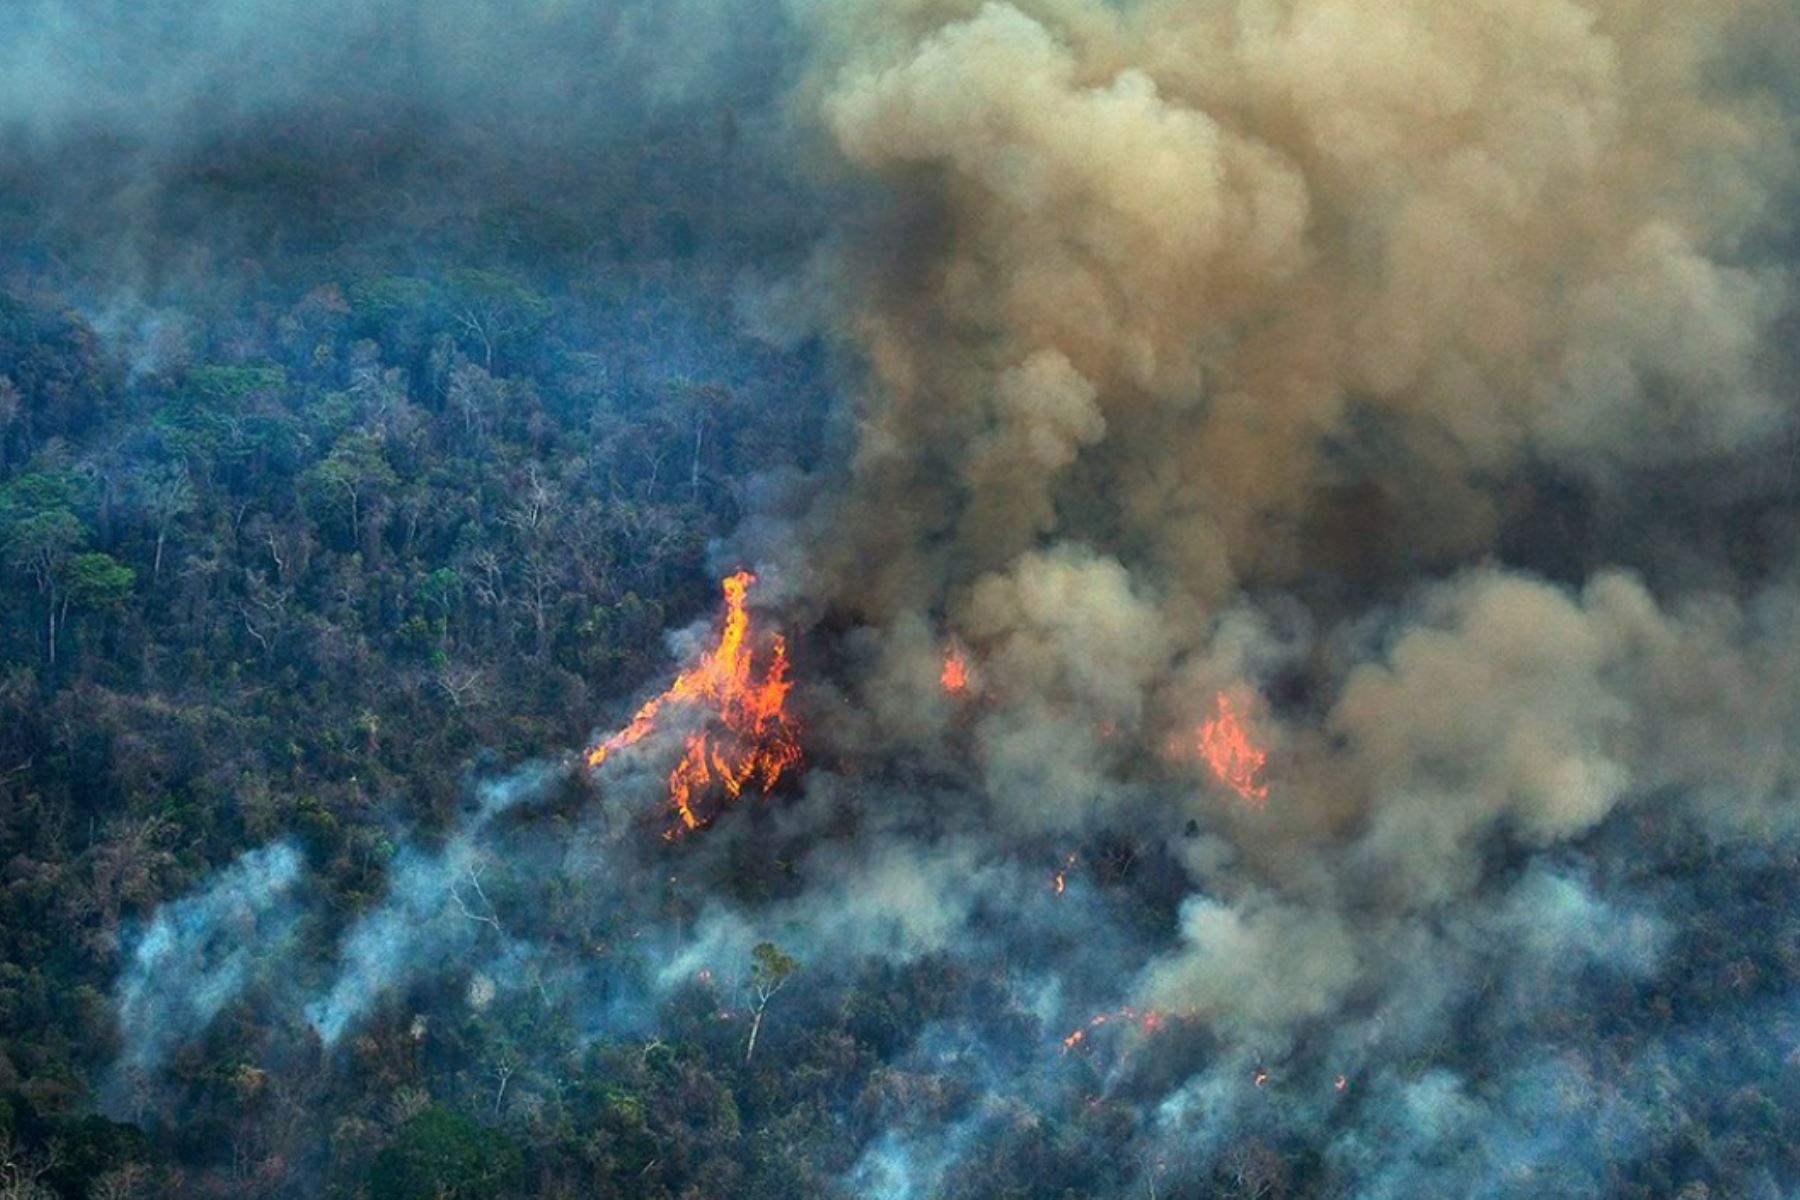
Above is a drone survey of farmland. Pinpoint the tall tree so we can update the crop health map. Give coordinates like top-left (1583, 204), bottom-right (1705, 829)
top-left (743, 941), bottom-right (798, 1065)
top-left (4, 508), bottom-right (85, 664)
top-left (306, 432), bottom-right (398, 549)
top-left (445, 270), bottom-right (551, 372)
top-left (129, 464), bottom-right (194, 578)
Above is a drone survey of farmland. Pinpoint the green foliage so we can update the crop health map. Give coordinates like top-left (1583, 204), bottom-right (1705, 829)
top-left (186, 365), bottom-right (288, 404)
top-left (349, 275), bottom-right (437, 327)
top-left (419, 567), bottom-right (462, 614)
top-left (305, 431), bottom-right (399, 542)
top-left (313, 433), bottom-right (398, 493)
top-left (1, 471), bottom-right (83, 520)
top-left (65, 552), bottom-right (134, 610)
top-left (368, 1107), bottom-right (524, 1200)
top-left (348, 276), bottom-right (442, 362)
top-left (751, 942), bottom-right (799, 990)
top-left (132, 463), bottom-right (195, 522)
top-left (0, 1093), bottom-right (160, 1197)
top-left (0, 295), bottom-right (111, 440)
top-left (446, 269), bottom-right (545, 307)
top-left (3, 507), bottom-right (84, 582)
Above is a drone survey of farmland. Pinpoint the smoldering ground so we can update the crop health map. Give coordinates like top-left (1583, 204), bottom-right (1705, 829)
top-left (72, 0), bottom-right (1800, 1195)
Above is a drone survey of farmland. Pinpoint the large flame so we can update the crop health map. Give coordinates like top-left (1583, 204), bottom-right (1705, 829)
top-left (586, 571), bottom-right (801, 835)
top-left (1199, 692), bottom-right (1269, 806)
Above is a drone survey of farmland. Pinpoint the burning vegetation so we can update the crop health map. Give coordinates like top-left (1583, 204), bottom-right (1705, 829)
top-left (587, 571), bottom-right (802, 835)
top-left (1061, 1007), bottom-right (1164, 1054)
top-left (941, 644), bottom-right (971, 695)
top-left (1199, 693), bottom-right (1270, 807)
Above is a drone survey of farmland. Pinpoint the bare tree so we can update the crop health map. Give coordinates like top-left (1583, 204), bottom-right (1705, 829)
top-left (450, 859), bottom-right (503, 934)
top-left (468, 548), bottom-right (505, 609)
top-left (489, 1052), bottom-right (517, 1117)
top-left (131, 463), bottom-right (195, 578)
top-left (0, 1132), bottom-right (59, 1200)
top-left (499, 463), bottom-right (559, 534)
top-left (240, 570), bottom-right (292, 663)
top-left (518, 554), bottom-right (564, 659)
top-left (448, 360), bottom-right (505, 443)
top-left (1219, 1140), bottom-right (1285, 1200)
top-left (446, 270), bottom-right (551, 371)
top-left (90, 1162), bottom-right (154, 1200)
top-left (1136, 1148), bottom-right (1168, 1200)
top-left (433, 663), bottom-right (488, 710)
top-left (76, 814), bottom-right (174, 954)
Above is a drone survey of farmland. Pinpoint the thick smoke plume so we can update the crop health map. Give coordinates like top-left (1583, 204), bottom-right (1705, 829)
top-left (768, 0), bottom-right (1800, 1188)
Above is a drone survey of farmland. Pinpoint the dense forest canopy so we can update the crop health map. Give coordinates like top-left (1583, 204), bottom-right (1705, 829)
top-left (3, 1), bottom-right (1800, 1197)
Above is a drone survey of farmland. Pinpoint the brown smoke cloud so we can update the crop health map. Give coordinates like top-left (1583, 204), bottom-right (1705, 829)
top-left (787, 0), bottom-right (1790, 614)
top-left (767, 0), bottom-right (1800, 1050)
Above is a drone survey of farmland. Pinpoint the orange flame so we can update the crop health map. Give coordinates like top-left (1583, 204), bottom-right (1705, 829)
top-left (586, 571), bottom-right (801, 835)
top-left (1052, 851), bottom-right (1078, 896)
top-left (941, 644), bottom-right (970, 694)
top-left (1060, 1007), bottom-right (1162, 1053)
top-left (1199, 692), bottom-right (1269, 805)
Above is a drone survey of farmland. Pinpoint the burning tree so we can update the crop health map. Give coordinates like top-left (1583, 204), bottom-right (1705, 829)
top-left (587, 571), bottom-right (802, 836)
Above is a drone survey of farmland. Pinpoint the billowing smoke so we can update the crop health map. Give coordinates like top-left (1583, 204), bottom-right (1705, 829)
top-left (87, 0), bottom-right (1800, 1194)
top-left (759, 0), bottom-right (1800, 1189)
top-left (783, 0), bottom-right (1795, 615)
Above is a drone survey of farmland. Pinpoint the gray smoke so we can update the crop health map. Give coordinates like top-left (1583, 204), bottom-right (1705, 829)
top-left (304, 763), bottom-right (560, 1046)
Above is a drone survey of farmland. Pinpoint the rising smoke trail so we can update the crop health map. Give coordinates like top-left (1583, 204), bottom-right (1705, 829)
top-left (112, 841), bottom-right (304, 1082)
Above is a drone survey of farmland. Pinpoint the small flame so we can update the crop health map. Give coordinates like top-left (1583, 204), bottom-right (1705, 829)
top-left (586, 571), bottom-right (801, 836)
top-left (1335, 1074), bottom-right (1348, 1092)
top-left (1052, 851), bottom-right (1078, 896)
top-left (1060, 1007), bottom-right (1162, 1053)
top-left (1199, 692), bottom-right (1269, 805)
top-left (941, 644), bottom-right (970, 694)
top-left (1253, 1069), bottom-right (1269, 1088)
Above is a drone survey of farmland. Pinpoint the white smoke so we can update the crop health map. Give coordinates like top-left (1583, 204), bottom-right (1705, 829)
top-left (112, 840), bottom-right (303, 1079)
